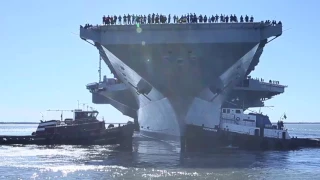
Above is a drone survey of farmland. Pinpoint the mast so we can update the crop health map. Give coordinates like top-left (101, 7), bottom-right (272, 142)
top-left (98, 55), bottom-right (102, 82)
top-left (47, 109), bottom-right (73, 121)
top-left (40, 112), bottom-right (44, 121)
top-left (81, 103), bottom-right (87, 110)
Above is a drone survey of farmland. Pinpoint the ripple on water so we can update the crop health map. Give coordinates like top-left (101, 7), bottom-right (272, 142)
top-left (0, 127), bottom-right (320, 179)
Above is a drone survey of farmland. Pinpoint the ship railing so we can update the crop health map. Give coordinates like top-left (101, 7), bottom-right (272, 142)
top-left (82, 21), bottom-right (278, 28)
top-left (105, 81), bottom-right (122, 85)
top-left (244, 77), bottom-right (288, 87)
top-left (80, 22), bottom-right (280, 33)
top-left (101, 77), bottom-right (122, 85)
top-left (221, 114), bottom-right (235, 120)
top-left (100, 82), bottom-right (123, 87)
top-left (87, 80), bottom-right (122, 89)
top-left (220, 118), bottom-right (256, 127)
top-left (87, 82), bottom-right (99, 88)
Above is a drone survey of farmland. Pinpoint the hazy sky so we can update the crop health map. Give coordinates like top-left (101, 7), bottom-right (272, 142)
top-left (1, 0), bottom-right (319, 122)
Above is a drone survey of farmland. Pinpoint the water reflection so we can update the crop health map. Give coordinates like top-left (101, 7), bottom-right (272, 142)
top-left (80, 133), bottom-right (293, 170)
top-left (0, 132), bottom-right (319, 179)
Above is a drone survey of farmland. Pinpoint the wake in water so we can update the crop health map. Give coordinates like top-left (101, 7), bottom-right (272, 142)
top-left (0, 124), bottom-right (320, 179)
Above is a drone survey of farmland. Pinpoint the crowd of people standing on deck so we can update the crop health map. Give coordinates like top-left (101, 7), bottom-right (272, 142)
top-left (101, 14), bottom-right (258, 25)
top-left (81, 13), bottom-right (282, 29)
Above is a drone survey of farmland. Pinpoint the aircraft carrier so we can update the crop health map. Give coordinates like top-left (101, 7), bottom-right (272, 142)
top-left (81, 18), bottom-right (286, 143)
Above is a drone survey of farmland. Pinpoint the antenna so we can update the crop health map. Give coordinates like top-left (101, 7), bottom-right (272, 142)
top-left (46, 109), bottom-right (74, 121)
top-left (77, 100), bottom-right (80, 109)
top-left (47, 109), bottom-right (73, 112)
top-left (98, 55), bottom-right (102, 82)
top-left (40, 112), bottom-right (44, 121)
top-left (81, 103), bottom-right (87, 110)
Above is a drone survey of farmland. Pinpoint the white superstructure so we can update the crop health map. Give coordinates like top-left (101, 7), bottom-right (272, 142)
top-left (220, 108), bottom-right (290, 139)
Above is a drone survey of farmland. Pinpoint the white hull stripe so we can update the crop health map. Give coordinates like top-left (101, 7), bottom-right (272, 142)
top-left (36, 128), bottom-right (45, 131)
top-left (39, 121), bottom-right (57, 127)
top-left (38, 124), bottom-right (56, 128)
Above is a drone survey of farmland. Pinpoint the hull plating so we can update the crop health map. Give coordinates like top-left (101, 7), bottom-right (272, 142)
top-left (102, 43), bottom-right (257, 97)
top-left (99, 42), bottom-right (260, 140)
top-left (139, 96), bottom-right (224, 140)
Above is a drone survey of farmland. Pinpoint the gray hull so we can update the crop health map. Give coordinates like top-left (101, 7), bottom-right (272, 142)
top-left (101, 43), bottom-right (259, 139)
top-left (80, 23), bottom-right (282, 141)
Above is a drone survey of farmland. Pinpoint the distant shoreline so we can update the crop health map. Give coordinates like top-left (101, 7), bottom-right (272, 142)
top-left (0, 122), bottom-right (128, 125)
top-left (276, 122), bottom-right (320, 124)
top-left (0, 122), bottom-right (39, 124)
top-left (0, 122), bottom-right (320, 125)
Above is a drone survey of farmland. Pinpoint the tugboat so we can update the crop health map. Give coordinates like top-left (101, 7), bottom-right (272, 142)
top-left (0, 108), bottom-right (134, 149)
top-left (185, 108), bottom-right (320, 151)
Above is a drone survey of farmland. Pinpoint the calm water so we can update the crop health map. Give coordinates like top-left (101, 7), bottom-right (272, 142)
top-left (0, 124), bottom-right (320, 180)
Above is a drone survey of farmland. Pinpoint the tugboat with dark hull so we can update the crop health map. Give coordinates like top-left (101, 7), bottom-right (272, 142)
top-left (184, 108), bottom-right (320, 152)
top-left (0, 109), bottom-right (134, 149)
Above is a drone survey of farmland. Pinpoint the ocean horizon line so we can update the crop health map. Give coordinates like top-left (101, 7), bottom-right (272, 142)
top-left (0, 122), bottom-right (320, 125)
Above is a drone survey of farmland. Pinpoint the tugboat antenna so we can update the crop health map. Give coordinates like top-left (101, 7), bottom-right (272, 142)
top-left (80, 103), bottom-right (88, 110)
top-left (46, 109), bottom-right (73, 121)
top-left (47, 109), bottom-right (73, 112)
top-left (40, 112), bottom-right (44, 121)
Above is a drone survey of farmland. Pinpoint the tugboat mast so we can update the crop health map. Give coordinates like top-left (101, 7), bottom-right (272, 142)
top-left (47, 109), bottom-right (73, 121)
top-left (40, 112), bottom-right (44, 121)
top-left (80, 103), bottom-right (88, 110)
